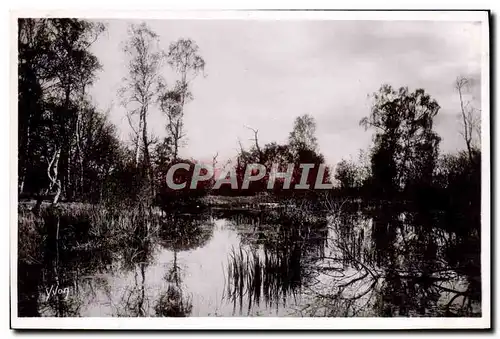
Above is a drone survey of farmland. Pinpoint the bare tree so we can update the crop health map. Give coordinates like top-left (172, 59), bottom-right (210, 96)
top-left (455, 76), bottom-right (481, 162)
top-left (245, 125), bottom-right (263, 163)
top-left (159, 39), bottom-right (205, 159)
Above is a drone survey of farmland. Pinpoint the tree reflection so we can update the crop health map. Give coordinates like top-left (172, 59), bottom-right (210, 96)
top-left (114, 242), bottom-right (153, 317)
top-left (22, 213), bottom-right (115, 317)
top-left (158, 213), bottom-right (214, 252)
top-left (153, 213), bottom-right (214, 317)
top-left (154, 270), bottom-right (193, 317)
top-left (224, 211), bottom-right (328, 315)
top-left (152, 250), bottom-right (193, 317)
top-left (305, 201), bottom-right (481, 317)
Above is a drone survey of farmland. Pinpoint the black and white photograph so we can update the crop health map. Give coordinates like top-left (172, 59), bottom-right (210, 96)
top-left (11, 10), bottom-right (490, 330)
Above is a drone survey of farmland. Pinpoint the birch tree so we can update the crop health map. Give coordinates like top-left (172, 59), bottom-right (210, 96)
top-left (119, 23), bottom-right (165, 190)
top-left (159, 39), bottom-right (205, 160)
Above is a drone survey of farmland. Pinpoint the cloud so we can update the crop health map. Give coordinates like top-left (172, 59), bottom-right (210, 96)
top-left (88, 19), bottom-right (483, 165)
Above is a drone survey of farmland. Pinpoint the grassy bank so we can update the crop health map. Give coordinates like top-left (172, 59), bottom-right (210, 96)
top-left (201, 195), bottom-right (276, 208)
top-left (18, 202), bottom-right (163, 266)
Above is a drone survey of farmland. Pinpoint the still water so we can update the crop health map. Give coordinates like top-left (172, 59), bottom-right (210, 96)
top-left (18, 204), bottom-right (481, 317)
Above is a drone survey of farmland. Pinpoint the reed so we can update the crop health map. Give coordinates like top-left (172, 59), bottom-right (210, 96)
top-left (18, 202), bottom-right (163, 266)
top-left (226, 245), bottom-right (301, 311)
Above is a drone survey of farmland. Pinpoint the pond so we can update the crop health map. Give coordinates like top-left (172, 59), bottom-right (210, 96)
top-left (18, 203), bottom-right (481, 317)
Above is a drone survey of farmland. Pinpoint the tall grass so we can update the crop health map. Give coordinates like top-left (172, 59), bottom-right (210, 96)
top-left (18, 203), bottom-right (163, 265)
top-left (18, 209), bottom-right (45, 265)
top-left (226, 245), bottom-right (301, 312)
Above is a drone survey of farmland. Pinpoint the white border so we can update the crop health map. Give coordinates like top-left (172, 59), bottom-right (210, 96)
top-left (10, 10), bottom-right (491, 330)
top-left (10, 9), bottom-right (490, 21)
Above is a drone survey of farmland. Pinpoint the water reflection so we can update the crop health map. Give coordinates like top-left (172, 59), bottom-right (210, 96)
top-left (18, 203), bottom-right (481, 317)
top-left (223, 209), bottom-right (327, 315)
top-left (159, 213), bottom-right (214, 252)
top-left (303, 203), bottom-right (481, 317)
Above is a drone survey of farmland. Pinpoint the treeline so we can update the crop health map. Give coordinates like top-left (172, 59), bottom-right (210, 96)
top-left (19, 19), bottom-right (115, 203)
top-left (210, 82), bottom-right (481, 214)
top-left (153, 113), bottom-right (332, 209)
top-left (18, 18), bottom-right (330, 208)
top-left (18, 19), bottom-right (208, 207)
top-left (208, 114), bottom-right (331, 197)
top-left (18, 18), bottom-right (481, 213)
top-left (334, 83), bottom-right (481, 212)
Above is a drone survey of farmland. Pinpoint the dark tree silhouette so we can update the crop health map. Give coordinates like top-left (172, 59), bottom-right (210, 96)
top-left (360, 85), bottom-right (441, 199)
top-left (18, 18), bottom-right (105, 203)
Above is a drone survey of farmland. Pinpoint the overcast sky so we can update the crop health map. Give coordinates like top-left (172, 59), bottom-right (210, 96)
top-left (88, 19), bottom-right (483, 165)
